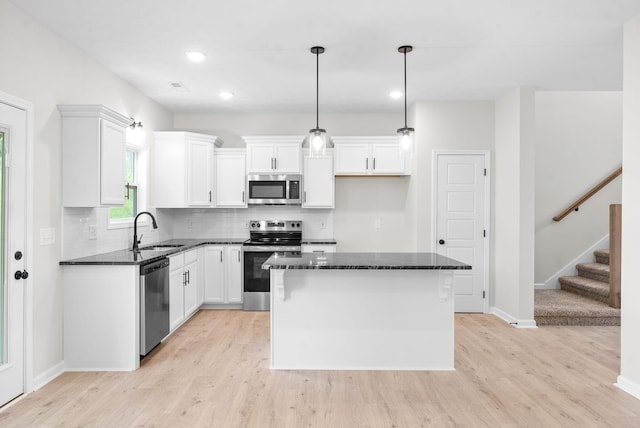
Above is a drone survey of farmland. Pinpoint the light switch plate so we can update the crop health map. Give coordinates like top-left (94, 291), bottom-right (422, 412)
top-left (39, 227), bottom-right (55, 246)
top-left (88, 225), bottom-right (97, 240)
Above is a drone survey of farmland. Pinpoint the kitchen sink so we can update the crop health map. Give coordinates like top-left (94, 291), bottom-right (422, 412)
top-left (136, 244), bottom-right (184, 252)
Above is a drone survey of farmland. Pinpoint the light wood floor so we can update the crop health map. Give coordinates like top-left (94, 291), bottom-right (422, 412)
top-left (2, 311), bottom-right (640, 427)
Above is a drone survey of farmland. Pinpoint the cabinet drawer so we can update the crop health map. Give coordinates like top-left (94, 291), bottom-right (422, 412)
top-left (184, 249), bottom-right (198, 264)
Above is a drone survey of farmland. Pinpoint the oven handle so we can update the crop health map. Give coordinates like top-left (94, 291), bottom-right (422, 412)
top-left (243, 246), bottom-right (301, 253)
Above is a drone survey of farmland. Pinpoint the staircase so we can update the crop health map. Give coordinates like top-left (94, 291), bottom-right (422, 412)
top-left (534, 249), bottom-right (621, 326)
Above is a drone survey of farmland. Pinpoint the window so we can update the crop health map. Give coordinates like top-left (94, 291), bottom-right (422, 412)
top-left (109, 148), bottom-right (139, 225)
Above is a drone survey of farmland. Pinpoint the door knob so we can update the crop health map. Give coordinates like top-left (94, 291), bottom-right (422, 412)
top-left (14, 270), bottom-right (29, 280)
top-left (438, 239), bottom-right (445, 245)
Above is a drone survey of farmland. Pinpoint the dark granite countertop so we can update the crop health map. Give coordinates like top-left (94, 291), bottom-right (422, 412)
top-left (262, 252), bottom-right (471, 270)
top-left (60, 238), bottom-right (248, 266)
top-left (301, 239), bottom-right (337, 245)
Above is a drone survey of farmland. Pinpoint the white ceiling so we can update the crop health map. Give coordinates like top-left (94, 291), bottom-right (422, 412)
top-left (10, 0), bottom-right (640, 113)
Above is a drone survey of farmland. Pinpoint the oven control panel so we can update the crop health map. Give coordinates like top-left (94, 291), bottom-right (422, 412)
top-left (249, 220), bottom-right (302, 231)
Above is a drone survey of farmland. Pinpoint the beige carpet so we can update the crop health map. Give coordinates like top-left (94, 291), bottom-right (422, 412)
top-left (534, 289), bottom-right (620, 326)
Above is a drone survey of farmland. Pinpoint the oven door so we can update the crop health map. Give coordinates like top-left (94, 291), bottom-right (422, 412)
top-left (243, 245), bottom-right (299, 310)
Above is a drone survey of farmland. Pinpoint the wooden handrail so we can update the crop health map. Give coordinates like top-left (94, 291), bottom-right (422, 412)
top-left (552, 166), bottom-right (622, 222)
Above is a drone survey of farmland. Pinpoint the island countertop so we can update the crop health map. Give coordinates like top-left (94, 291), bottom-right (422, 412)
top-left (262, 252), bottom-right (470, 270)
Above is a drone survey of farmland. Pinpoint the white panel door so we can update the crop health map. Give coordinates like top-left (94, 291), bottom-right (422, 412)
top-left (183, 260), bottom-right (199, 316)
top-left (334, 144), bottom-right (370, 174)
top-left (435, 153), bottom-right (487, 312)
top-left (204, 246), bottom-right (224, 303)
top-left (246, 144), bottom-right (274, 173)
top-left (0, 100), bottom-right (28, 406)
top-left (273, 143), bottom-right (301, 173)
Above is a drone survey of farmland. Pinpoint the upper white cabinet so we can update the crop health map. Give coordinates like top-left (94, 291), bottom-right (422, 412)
top-left (244, 136), bottom-right (303, 174)
top-left (302, 150), bottom-right (334, 208)
top-left (59, 105), bottom-right (131, 207)
top-left (332, 137), bottom-right (410, 176)
top-left (214, 149), bottom-right (247, 208)
top-left (154, 132), bottom-right (223, 208)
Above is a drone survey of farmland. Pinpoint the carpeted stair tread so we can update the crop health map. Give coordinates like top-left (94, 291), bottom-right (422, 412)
top-left (594, 249), bottom-right (610, 265)
top-left (559, 275), bottom-right (609, 303)
top-left (576, 262), bottom-right (610, 282)
top-left (534, 289), bottom-right (620, 326)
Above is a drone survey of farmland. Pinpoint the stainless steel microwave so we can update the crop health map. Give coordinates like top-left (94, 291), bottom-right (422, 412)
top-left (247, 174), bottom-right (302, 205)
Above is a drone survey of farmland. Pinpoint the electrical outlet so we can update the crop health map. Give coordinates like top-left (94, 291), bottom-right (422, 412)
top-left (88, 225), bottom-right (97, 240)
top-left (39, 228), bottom-right (56, 245)
top-left (374, 219), bottom-right (381, 229)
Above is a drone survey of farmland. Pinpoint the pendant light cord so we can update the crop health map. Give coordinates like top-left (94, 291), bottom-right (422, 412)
top-left (403, 49), bottom-right (408, 129)
top-left (316, 49), bottom-right (320, 129)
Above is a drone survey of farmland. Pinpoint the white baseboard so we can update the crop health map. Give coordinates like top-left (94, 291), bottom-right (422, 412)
top-left (490, 306), bottom-right (538, 328)
top-left (32, 361), bottom-right (65, 391)
top-left (616, 375), bottom-right (640, 401)
top-left (537, 235), bottom-right (609, 290)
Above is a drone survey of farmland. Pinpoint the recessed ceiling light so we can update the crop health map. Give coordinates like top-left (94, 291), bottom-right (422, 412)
top-left (219, 91), bottom-right (234, 100)
top-left (186, 51), bottom-right (206, 62)
top-left (389, 91), bottom-right (403, 99)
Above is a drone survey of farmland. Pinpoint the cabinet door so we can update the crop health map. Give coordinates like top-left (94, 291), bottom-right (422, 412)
top-left (100, 119), bottom-right (126, 205)
top-left (274, 143), bottom-right (301, 173)
top-left (303, 155), bottom-right (334, 208)
top-left (183, 260), bottom-right (199, 317)
top-left (187, 141), bottom-right (214, 207)
top-left (215, 154), bottom-right (247, 207)
top-left (204, 246), bottom-right (225, 303)
top-left (169, 267), bottom-right (185, 331)
top-left (246, 144), bottom-right (274, 173)
top-left (334, 144), bottom-right (370, 175)
top-left (371, 143), bottom-right (405, 174)
top-left (225, 246), bottom-right (243, 303)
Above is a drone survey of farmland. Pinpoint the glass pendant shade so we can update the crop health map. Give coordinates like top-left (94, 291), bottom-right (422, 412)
top-left (397, 127), bottom-right (415, 157)
top-left (308, 127), bottom-right (327, 157)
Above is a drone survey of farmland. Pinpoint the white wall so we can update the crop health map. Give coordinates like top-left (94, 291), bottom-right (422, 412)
top-left (618, 15), bottom-right (640, 400)
top-left (493, 88), bottom-right (535, 325)
top-left (0, 0), bottom-right (172, 379)
top-left (535, 92), bottom-right (622, 285)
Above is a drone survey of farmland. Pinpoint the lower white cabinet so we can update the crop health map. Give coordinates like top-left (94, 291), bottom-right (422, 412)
top-left (169, 249), bottom-right (200, 331)
top-left (204, 245), bottom-right (243, 304)
top-left (302, 244), bottom-right (337, 253)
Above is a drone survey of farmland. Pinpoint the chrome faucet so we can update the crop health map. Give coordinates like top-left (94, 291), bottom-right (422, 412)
top-left (132, 211), bottom-right (158, 251)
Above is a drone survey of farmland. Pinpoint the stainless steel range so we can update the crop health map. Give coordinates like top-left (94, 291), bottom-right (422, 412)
top-left (243, 220), bottom-right (302, 310)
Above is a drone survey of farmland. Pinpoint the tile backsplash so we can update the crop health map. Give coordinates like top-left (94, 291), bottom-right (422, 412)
top-left (62, 207), bottom-right (334, 260)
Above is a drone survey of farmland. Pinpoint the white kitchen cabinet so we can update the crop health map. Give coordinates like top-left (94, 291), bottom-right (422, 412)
top-left (214, 149), bottom-right (247, 207)
top-left (154, 132), bottom-right (223, 208)
top-left (302, 244), bottom-right (337, 253)
top-left (169, 249), bottom-right (200, 331)
top-left (333, 137), bottom-right (410, 176)
top-left (302, 151), bottom-right (334, 208)
top-left (244, 136), bottom-right (303, 174)
top-left (59, 105), bottom-right (131, 207)
top-left (203, 245), bottom-right (243, 305)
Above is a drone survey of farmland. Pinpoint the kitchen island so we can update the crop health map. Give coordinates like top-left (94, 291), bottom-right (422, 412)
top-left (263, 252), bottom-right (470, 371)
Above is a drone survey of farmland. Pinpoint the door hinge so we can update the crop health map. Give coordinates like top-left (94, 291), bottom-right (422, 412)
top-left (483, 290), bottom-right (486, 299)
top-left (483, 168), bottom-right (487, 176)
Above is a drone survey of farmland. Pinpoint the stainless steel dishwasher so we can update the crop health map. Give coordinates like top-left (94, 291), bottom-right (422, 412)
top-left (140, 258), bottom-right (170, 356)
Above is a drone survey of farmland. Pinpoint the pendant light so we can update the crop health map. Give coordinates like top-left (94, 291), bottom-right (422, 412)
top-left (308, 46), bottom-right (328, 157)
top-left (397, 45), bottom-right (414, 157)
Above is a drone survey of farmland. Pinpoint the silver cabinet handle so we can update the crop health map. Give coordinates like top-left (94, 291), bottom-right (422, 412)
top-left (312, 250), bottom-right (325, 253)
top-left (242, 191), bottom-right (245, 203)
top-left (274, 157), bottom-right (277, 170)
top-left (220, 251), bottom-right (223, 263)
top-left (366, 158), bottom-right (369, 170)
top-left (183, 271), bottom-right (187, 286)
top-left (209, 190), bottom-right (212, 202)
top-left (373, 158), bottom-right (376, 170)
top-left (304, 191), bottom-right (307, 203)
top-left (238, 251), bottom-right (240, 262)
